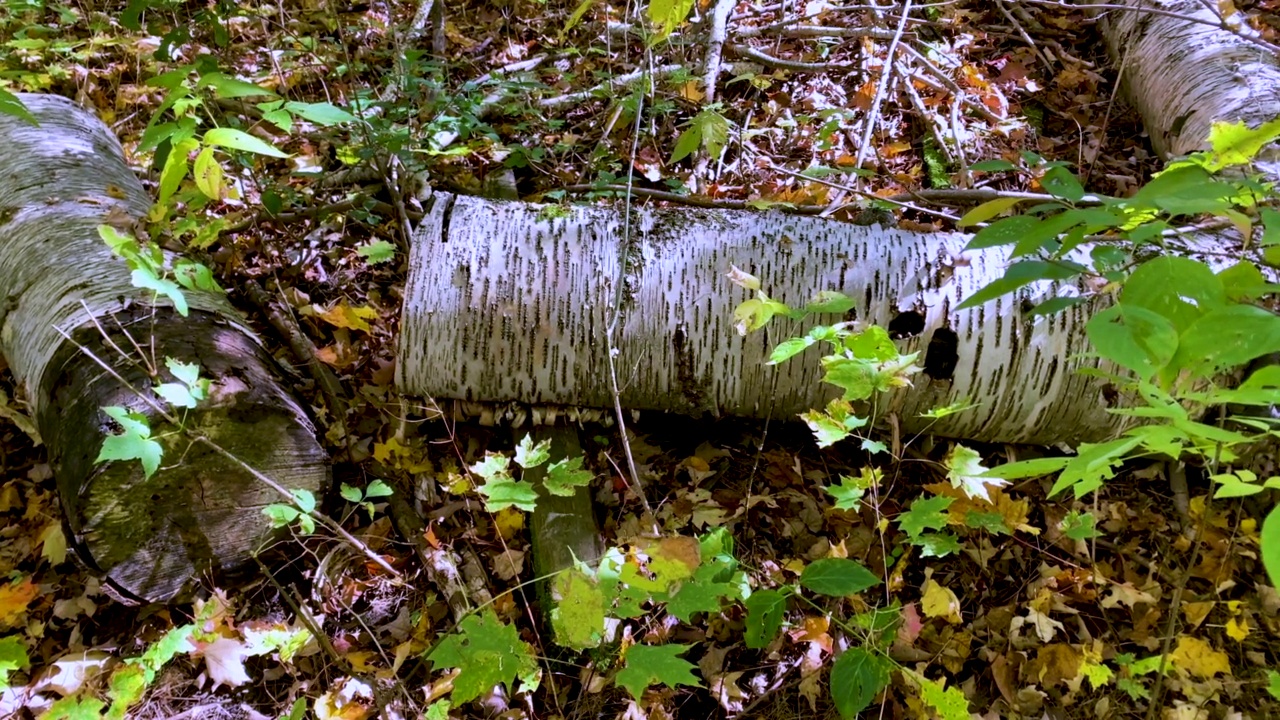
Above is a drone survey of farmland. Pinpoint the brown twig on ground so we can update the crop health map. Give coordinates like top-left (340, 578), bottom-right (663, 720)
top-left (852, 0), bottom-right (914, 173)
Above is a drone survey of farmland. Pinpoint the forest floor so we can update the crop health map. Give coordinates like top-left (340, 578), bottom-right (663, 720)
top-left (0, 0), bottom-right (1279, 718)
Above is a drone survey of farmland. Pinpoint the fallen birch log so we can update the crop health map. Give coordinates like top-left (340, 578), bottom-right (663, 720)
top-left (0, 94), bottom-right (327, 603)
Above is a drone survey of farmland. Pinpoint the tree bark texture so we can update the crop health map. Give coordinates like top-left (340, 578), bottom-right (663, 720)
top-left (1102, 0), bottom-right (1280, 175)
top-left (0, 94), bottom-right (327, 603)
top-left (398, 192), bottom-right (1117, 446)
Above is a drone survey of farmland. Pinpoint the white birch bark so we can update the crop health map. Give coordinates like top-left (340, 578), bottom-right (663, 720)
top-left (0, 94), bottom-right (326, 603)
top-left (398, 192), bottom-right (1116, 445)
top-left (1100, 0), bottom-right (1280, 177)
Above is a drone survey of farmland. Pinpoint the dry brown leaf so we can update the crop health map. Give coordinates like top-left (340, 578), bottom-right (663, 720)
top-left (1025, 643), bottom-right (1081, 687)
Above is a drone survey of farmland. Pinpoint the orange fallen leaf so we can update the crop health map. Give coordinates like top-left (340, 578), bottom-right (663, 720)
top-left (0, 578), bottom-right (39, 628)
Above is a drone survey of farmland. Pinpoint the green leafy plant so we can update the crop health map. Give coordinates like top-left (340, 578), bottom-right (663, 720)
top-left (93, 357), bottom-right (210, 479)
top-left (263, 489), bottom-right (319, 535)
top-left (425, 608), bottom-right (540, 704)
top-left (96, 406), bottom-right (163, 478)
top-left (100, 225), bottom-right (222, 317)
top-left (339, 479), bottom-right (394, 521)
top-left (959, 121), bottom-right (1280, 589)
top-left (670, 105), bottom-right (730, 165)
top-left (0, 636), bottom-right (28, 692)
top-left (467, 434), bottom-right (593, 512)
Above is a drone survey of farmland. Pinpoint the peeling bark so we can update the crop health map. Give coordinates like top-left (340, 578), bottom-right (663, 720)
top-left (0, 94), bottom-right (327, 603)
top-left (398, 192), bottom-right (1118, 446)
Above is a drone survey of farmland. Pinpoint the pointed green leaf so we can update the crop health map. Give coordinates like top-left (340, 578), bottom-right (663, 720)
top-left (744, 589), bottom-right (787, 648)
top-left (203, 127), bottom-right (288, 158)
top-left (799, 558), bottom-right (880, 596)
top-left (830, 649), bottom-right (891, 719)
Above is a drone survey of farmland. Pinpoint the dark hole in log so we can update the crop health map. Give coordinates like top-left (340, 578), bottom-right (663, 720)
top-left (924, 328), bottom-right (959, 380)
top-left (888, 310), bottom-right (925, 339)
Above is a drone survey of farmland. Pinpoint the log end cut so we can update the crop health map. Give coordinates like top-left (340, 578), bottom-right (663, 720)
top-left (40, 308), bottom-right (328, 603)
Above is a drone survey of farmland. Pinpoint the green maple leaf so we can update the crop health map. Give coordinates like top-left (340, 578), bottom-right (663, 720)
top-left (108, 664), bottom-right (148, 717)
top-left (155, 382), bottom-right (199, 408)
top-left (800, 399), bottom-right (867, 448)
top-left (965, 511), bottom-right (1010, 535)
top-left (427, 609), bottom-right (538, 705)
top-left (1061, 510), bottom-right (1101, 540)
top-left (131, 268), bottom-right (188, 316)
top-left (1266, 669), bottom-right (1280, 701)
top-left (898, 496), bottom-right (954, 538)
top-left (96, 406), bottom-right (163, 478)
top-left (140, 624), bottom-right (195, 674)
top-left (42, 696), bottom-right (107, 720)
top-left (513, 435), bottom-right (551, 469)
top-left (357, 240), bottom-right (397, 264)
top-left (914, 532), bottom-right (961, 558)
top-left (469, 453), bottom-right (512, 483)
top-left (0, 636), bottom-right (28, 691)
top-left (552, 568), bottom-right (606, 650)
top-left (616, 644), bottom-right (701, 698)
top-left (826, 468), bottom-right (881, 511)
top-left (475, 477), bottom-right (539, 512)
top-left (945, 444), bottom-right (1007, 501)
top-left (667, 576), bottom-right (736, 622)
top-left (167, 358), bottom-right (201, 386)
top-left (544, 456), bottom-right (593, 496)
top-left (911, 671), bottom-right (969, 720)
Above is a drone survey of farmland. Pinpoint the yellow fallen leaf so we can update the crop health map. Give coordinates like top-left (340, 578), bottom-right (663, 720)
top-left (344, 650), bottom-right (379, 672)
top-left (921, 579), bottom-right (961, 624)
top-left (310, 302), bottom-right (378, 333)
top-left (40, 522), bottom-right (67, 565)
top-left (1170, 636), bottom-right (1231, 678)
top-left (1182, 601), bottom-right (1214, 630)
top-left (1027, 643), bottom-right (1081, 687)
top-left (678, 80), bottom-right (704, 102)
top-left (495, 508), bottom-right (525, 540)
top-left (1226, 616), bottom-right (1249, 641)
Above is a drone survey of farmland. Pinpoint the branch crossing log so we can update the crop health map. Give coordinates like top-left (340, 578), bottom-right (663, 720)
top-left (0, 94), bottom-right (327, 603)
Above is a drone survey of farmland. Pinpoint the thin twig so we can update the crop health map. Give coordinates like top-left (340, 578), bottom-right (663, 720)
top-left (605, 79), bottom-right (652, 518)
top-left (997, 0), bottom-right (1054, 72)
top-left (1082, 38), bottom-right (1131, 187)
top-left (726, 43), bottom-right (848, 72)
top-left (538, 64), bottom-right (686, 109)
top-left (853, 0), bottom-right (913, 171)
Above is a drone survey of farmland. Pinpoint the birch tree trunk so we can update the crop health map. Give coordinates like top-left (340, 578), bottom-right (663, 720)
top-left (0, 94), bottom-right (327, 603)
top-left (398, 191), bottom-right (1114, 446)
top-left (1100, 0), bottom-right (1280, 178)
